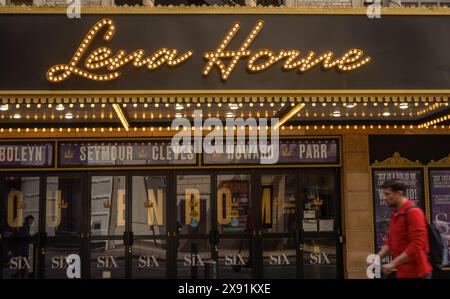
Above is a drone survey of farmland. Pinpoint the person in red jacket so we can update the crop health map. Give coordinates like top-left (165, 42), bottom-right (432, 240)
top-left (376, 178), bottom-right (432, 279)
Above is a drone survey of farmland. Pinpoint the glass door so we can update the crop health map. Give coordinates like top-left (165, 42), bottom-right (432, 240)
top-left (1, 174), bottom-right (41, 279)
top-left (215, 173), bottom-right (254, 279)
top-left (259, 169), bottom-right (342, 279)
top-left (299, 169), bottom-right (341, 279)
top-left (173, 171), bottom-right (256, 279)
top-left (43, 173), bottom-right (86, 279)
top-left (260, 172), bottom-right (299, 278)
top-left (175, 174), bottom-right (212, 279)
top-left (130, 173), bottom-right (168, 278)
top-left (88, 173), bottom-right (127, 279)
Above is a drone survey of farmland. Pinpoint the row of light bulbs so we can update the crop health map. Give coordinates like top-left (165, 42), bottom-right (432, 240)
top-left (1, 102), bottom-right (443, 121)
top-left (419, 114), bottom-right (450, 128)
top-left (202, 20), bottom-right (370, 80)
top-left (0, 99), bottom-right (444, 107)
top-left (48, 18), bottom-right (192, 82)
top-left (0, 124), bottom-right (448, 134)
top-left (0, 101), bottom-right (438, 110)
top-left (47, 19), bottom-right (118, 82)
top-left (1, 110), bottom-right (421, 120)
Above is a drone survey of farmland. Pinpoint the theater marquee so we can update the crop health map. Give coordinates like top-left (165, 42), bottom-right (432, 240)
top-left (1, 9), bottom-right (450, 91)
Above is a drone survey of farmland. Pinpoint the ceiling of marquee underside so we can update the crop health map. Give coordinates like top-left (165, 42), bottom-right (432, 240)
top-left (0, 100), bottom-right (448, 127)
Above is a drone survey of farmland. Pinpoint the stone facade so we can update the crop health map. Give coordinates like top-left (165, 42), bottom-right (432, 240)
top-left (342, 135), bottom-right (374, 279)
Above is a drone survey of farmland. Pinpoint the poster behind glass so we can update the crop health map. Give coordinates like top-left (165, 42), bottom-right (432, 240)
top-left (429, 169), bottom-right (450, 266)
top-left (373, 169), bottom-right (423, 263)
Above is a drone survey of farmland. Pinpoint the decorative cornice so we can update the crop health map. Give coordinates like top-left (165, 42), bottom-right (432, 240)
top-left (1, 5), bottom-right (450, 15)
top-left (428, 153), bottom-right (450, 166)
top-left (0, 91), bottom-right (448, 104)
top-left (372, 151), bottom-right (423, 167)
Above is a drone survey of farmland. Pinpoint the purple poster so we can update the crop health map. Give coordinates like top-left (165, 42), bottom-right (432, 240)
top-left (203, 138), bottom-right (339, 165)
top-left (373, 169), bottom-right (423, 262)
top-left (0, 143), bottom-right (53, 167)
top-left (59, 141), bottom-right (197, 167)
top-left (429, 169), bottom-right (450, 266)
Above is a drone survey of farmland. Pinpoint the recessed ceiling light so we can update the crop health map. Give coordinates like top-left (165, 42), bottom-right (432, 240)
top-left (56, 104), bottom-right (65, 111)
top-left (64, 112), bottom-right (73, 119)
top-left (229, 104), bottom-right (239, 110)
top-left (399, 103), bottom-right (409, 110)
top-left (332, 111), bottom-right (341, 118)
top-left (0, 104), bottom-right (8, 111)
top-left (13, 113), bottom-right (21, 119)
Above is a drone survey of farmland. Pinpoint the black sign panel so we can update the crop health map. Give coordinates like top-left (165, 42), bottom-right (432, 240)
top-left (0, 13), bottom-right (449, 90)
top-left (58, 141), bottom-right (197, 167)
top-left (203, 138), bottom-right (339, 165)
top-left (0, 142), bottom-right (54, 168)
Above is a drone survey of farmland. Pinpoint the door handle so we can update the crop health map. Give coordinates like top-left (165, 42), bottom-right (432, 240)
top-left (209, 230), bottom-right (214, 244)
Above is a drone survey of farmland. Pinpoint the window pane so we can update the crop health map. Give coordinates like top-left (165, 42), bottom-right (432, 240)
top-left (176, 238), bottom-right (211, 279)
top-left (44, 240), bottom-right (81, 279)
top-left (132, 239), bottom-right (166, 278)
top-left (132, 176), bottom-right (166, 236)
top-left (303, 238), bottom-right (337, 279)
top-left (2, 176), bottom-right (39, 235)
top-left (261, 174), bottom-right (296, 233)
top-left (217, 175), bottom-right (251, 234)
top-left (1, 240), bottom-right (38, 279)
top-left (46, 176), bottom-right (82, 236)
top-left (177, 175), bottom-right (211, 235)
top-left (218, 238), bottom-right (252, 279)
top-left (90, 240), bottom-right (125, 279)
top-left (299, 171), bottom-right (336, 233)
top-left (262, 238), bottom-right (296, 279)
top-left (91, 176), bottom-right (126, 237)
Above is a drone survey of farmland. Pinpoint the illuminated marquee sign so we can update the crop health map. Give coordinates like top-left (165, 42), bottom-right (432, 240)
top-left (58, 141), bottom-right (197, 167)
top-left (0, 143), bottom-right (53, 168)
top-left (46, 18), bottom-right (371, 83)
top-left (203, 139), bottom-right (339, 165)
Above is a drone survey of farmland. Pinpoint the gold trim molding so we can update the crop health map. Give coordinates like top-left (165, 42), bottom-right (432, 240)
top-left (428, 153), bottom-right (450, 166)
top-left (372, 152), bottom-right (422, 167)
top-left (0, 91), bottom-right (448, 104)
top-left (1, 6), bottom-right (450, 16)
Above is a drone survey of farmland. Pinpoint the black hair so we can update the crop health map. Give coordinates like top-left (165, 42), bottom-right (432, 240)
top-left (381, 178), bottom-right (407, 193)
top-left (25, 215), bottom-right (34, 222)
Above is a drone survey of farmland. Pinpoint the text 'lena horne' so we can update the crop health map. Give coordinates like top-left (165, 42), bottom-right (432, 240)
top-left (46, 18), bottom-right (371, 83)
